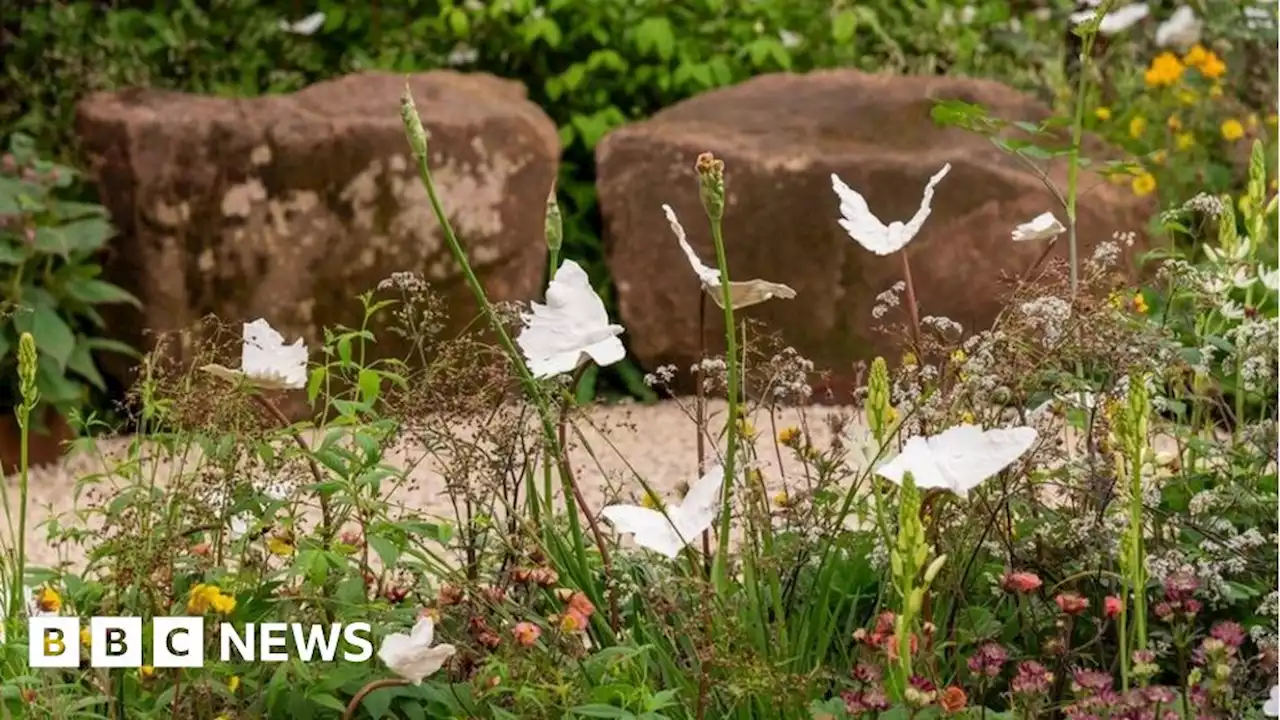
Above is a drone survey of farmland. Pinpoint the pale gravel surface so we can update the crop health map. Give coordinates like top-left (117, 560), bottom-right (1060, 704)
top-left (4, 400), bottom-right (859, 571)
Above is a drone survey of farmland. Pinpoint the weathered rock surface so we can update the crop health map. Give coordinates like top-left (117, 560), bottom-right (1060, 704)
top-left (76, 71), bottom-right (559, 388)
top-left (597, 70), bottom-right (1150, 399)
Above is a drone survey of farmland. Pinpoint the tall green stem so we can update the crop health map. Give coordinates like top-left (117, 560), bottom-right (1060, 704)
top-left (400, 88), bottom-right (618, 632)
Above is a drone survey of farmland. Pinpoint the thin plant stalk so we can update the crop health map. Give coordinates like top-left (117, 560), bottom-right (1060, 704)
top-left (899, 252), bottom-right (923, 350)
top-left (400, 88), bottom-right (618, 632)
top-left (695, 154), bottom-right (740, 594)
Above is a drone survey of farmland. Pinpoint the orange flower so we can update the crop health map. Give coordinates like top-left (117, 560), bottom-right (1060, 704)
top-left (940, 686), bottom-right (969, 714)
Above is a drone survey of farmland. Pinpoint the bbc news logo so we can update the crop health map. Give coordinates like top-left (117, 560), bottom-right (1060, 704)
top-left (29, 617), bottom-right (373, 668)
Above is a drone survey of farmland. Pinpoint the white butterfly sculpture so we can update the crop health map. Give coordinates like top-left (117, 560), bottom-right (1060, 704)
top-left (1155, 6), bottom-right (1201, 49)
top-left (600, 465), bottom-right (725, 559)
top-left (831, 164), bottom-right (952, 255)
top-left (663, 204), bottom-right (797, 309)
top-left (1011, 212), bottom-right (1066, 243)
top-left (377, 615), bottom-right (457, 685)
top-left (279, 11), bottom-right (326, 35)
top-left (201, 318), bottom-right (309, 390)
top-left (1071, 3), bottom-right (1151, 35)
top-left (875, 424), bottom-right (1038, 498)
top-left (1264, 684), bottom-right (1280, 717)
top-left (517, 260), bottom-right (626, 379)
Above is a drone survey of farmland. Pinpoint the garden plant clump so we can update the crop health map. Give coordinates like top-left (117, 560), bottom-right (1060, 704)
top-left (0, 2), bottom-right (1278, 720)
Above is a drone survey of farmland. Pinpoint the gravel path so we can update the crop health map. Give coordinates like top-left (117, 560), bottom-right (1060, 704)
top-left (3, 400), bottom-right (857, 572)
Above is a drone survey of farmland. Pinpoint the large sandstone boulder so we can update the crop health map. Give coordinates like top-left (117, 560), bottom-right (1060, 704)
top-left (76, 71), bottom-right (558, 388)
top-left (597, 70), bottom-right (1150, 398)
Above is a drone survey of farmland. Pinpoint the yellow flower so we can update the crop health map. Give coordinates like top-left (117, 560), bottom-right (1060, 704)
top-left (187, 584), bottom-right (235, 615)
top-left (36, 587), bottom-right (62, 613)
top-left (210, 593), bottom-right (237, 615)
top-left (1132, 172), bottom-right (1157, 197)
top-left (772, 491), bottom-right (790, 508)
top-left (1208, 84), bottom-right (1224, 98)
top-left (1198, 52), bottom-right (1226, 80)
top-left (1094, 107), bottom-right (1112, 121)
top-left (266, 535), bottom-right (295, 557)
top-left (1144, 52), bottom-right (1185, 87)
top-left (1247, 113), bottom-right (1260, 130)
top-left (639, 491), bottom-right (663, 510)
top-left (1177, 89), bottom-right (1198, 105)
top-left (139, 665), bottom-right (155, 679)
top-left (1129, 116), bottom-right (1147, 139)
top-left (777, 426), bottom-right (801, 446)
top-left (1183, 44), bottom-right (1208, 67)
top-left (1221, 119), bottom-right (1245, 142)
top-left (228, 676), bottom-right (241, 693)
top-left (1167, 115), bottom-right (1182, 131)
top-left (950, 349), bottom-right (967, 364)
top-left (1132, 293), bottom-right (1149, 315)
top-left (1267, 114), bottom-right (1278, 127)
top-left (885, 405), bottom-right (899, 425)
top-left (1150, 150), bottom-right (1168, 166)
top-left (737, 418), bottom-right (756, 440)
top-left (960, 411), bottom-right (976, 424)
top-left (1176, 133), bottom-right (1195, 150)
top-left (80, 628), bottom-right (91, 647)
top-left (901, 352), bottom-right (918, 368)
top-left (1108, 292), bottom-right (1124, 310)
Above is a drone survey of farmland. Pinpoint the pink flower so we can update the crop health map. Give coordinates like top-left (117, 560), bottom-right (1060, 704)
top-left (512, 621), bottom-right (541, 647)
top-left (1055, 592), bottom-right (1089, 615)
top-left (1104, 595), bottom-right (1124, 618)
top-left (1001, 571), bottom-right (1043, 594)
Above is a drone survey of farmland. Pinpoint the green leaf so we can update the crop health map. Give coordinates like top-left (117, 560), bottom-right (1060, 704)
top-left (15, 305), bottom-right (75, 372)
top-left (31, 217), bottom-right (113, 257)
top-left (66, 340), bottom-right (106, 391)
top-left (0, 240), bottom-right (25, 265)
top-left (83, 337), bottom-right (138, 357)
top-left (571, 705), bottom-right (638, 719)
top-left (357, 368), bottom-right (380, 405)
top-left (832, 10), bottom-right (858, 42)
top-left (367, 535), bottom-right (401, 567)
top-left (446, 7), bottom-right (469, 36)
top-left (307, 366), bottom-right (326, 404)
top-left (65, 279), bottom-right (140, 307)
top-left (633, 17), bottom-right (674, 61)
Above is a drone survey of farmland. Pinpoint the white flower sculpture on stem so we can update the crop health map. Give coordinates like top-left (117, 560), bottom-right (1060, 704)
top-left (600, 465), bottom-right (725, 559)
top-left (664, 204), bottom-right (795, 310)
top-left (516, 260), bottom-right (625, 379)
top-left (201, 319), bottom-right (308, 391)
top-left (831, 164), bottom-right (951, 350)
top-left (875, 423), bottom-right (1038, 498)
top-left (1012, 212), bottom-right (1067, 243)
